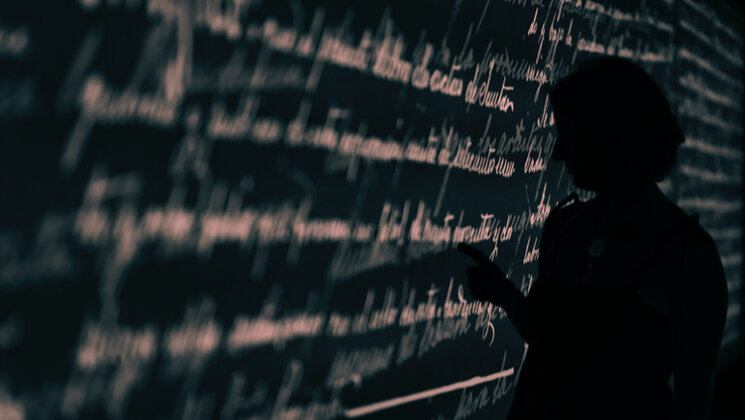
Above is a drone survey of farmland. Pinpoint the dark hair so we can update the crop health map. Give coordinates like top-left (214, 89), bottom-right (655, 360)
top-left (549, 57), bottom-right (684, 184)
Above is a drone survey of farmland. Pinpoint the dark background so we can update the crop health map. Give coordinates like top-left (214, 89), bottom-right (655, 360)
top-left (1, 0), bottom-right (744, 418)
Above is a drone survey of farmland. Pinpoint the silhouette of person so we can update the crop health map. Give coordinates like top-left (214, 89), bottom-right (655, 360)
top-left (459, 57), bottom-right (728, 419)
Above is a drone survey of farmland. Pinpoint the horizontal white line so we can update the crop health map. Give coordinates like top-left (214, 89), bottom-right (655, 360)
top-left (678, 48), bottom-right (742, 88)
top-left (678, 165), bottom-right (741, 184)
top-left (677, 198), bottom-right (741, 212)
top-left (714, 20), bottom-right (743, 45)
top-left (678, 20), bottom-right (745, 67)
top-left (679, 75), bottom-right (742, 110)
top-left (344, 368), bottom-right (515, 418)
top-left (680, 0), bottom-right (743, 44)
top-left (722, 254), bottom-right (742, 267)
top-left (708, 228), bottom-right (741, 240)
top-left (679, 19), bottom-right (712, 45)
top-left (681, 138), bottom-right (743, 160)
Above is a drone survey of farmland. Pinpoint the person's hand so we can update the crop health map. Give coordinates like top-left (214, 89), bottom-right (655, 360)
top-left (458, 243), bottom-right (513, 306)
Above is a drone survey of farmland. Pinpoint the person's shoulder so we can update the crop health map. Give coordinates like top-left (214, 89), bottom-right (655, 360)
top-left (661, 199), bottom-right (717, 259)
top-left (538, 193), bottom-right (589, 273)
top-left (677, 215), bottom-right (728, 302)
top-left (683, 219), bottom-right (722, 267)
top-left (544, 193), bottom-right (589, 231)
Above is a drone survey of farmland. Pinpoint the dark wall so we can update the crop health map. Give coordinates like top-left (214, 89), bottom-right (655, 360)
top-left (0, 0), bottom-right (743, 418)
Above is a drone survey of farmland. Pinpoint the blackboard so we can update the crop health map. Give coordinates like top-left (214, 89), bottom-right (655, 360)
top-left (0, 0), bottom-right (743, 418)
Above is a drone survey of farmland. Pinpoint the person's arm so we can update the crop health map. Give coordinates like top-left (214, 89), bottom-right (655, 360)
top-left (501, 206), bottom-right (563, 346)
top-left (500, 282), bottom-right (537, 345)
top-left (459, 243), bottom-right (535, 343)
top-left (671, 228), bottom-right (728, 420)
top-left (459, 203), bottom-right (564, 346)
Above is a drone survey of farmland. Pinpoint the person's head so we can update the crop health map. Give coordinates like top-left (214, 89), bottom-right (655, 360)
top-left (548, 57), bottom-right (684, 193)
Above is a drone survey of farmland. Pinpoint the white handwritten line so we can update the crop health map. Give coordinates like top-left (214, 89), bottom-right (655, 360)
top-left (721, 254), bottom-right (742, 267)
top-left (344, 368), bottom-right (515, 418)
top-left (476, 0), bottom-right (490, 32)
top-left (679, 75), bottom-right (741, 110)
top-left (708, 228), bottom-right (741, 241)
top-left (677, 197), bottom-right (741, 212)
top-left (713, 19), bottom-right (743, 46)
top-left (681, 138), bottom-right (743, 160)
top-left (678, 165), bottom-right (741, 184)
top-left (681, 0), bottom-right (713, 20)
top-left (679, 19), bottom-right (711, 45)
top-left (681, 111), bottom-right (743, 134)
top-left (678, 0), bottom-right (744, 45)
top-left (679, 20), bottom-right (744, 68)
top-left (678, 48), bottom-right (742, 88)
top-left (680, 0), bottom-right (745, 45)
